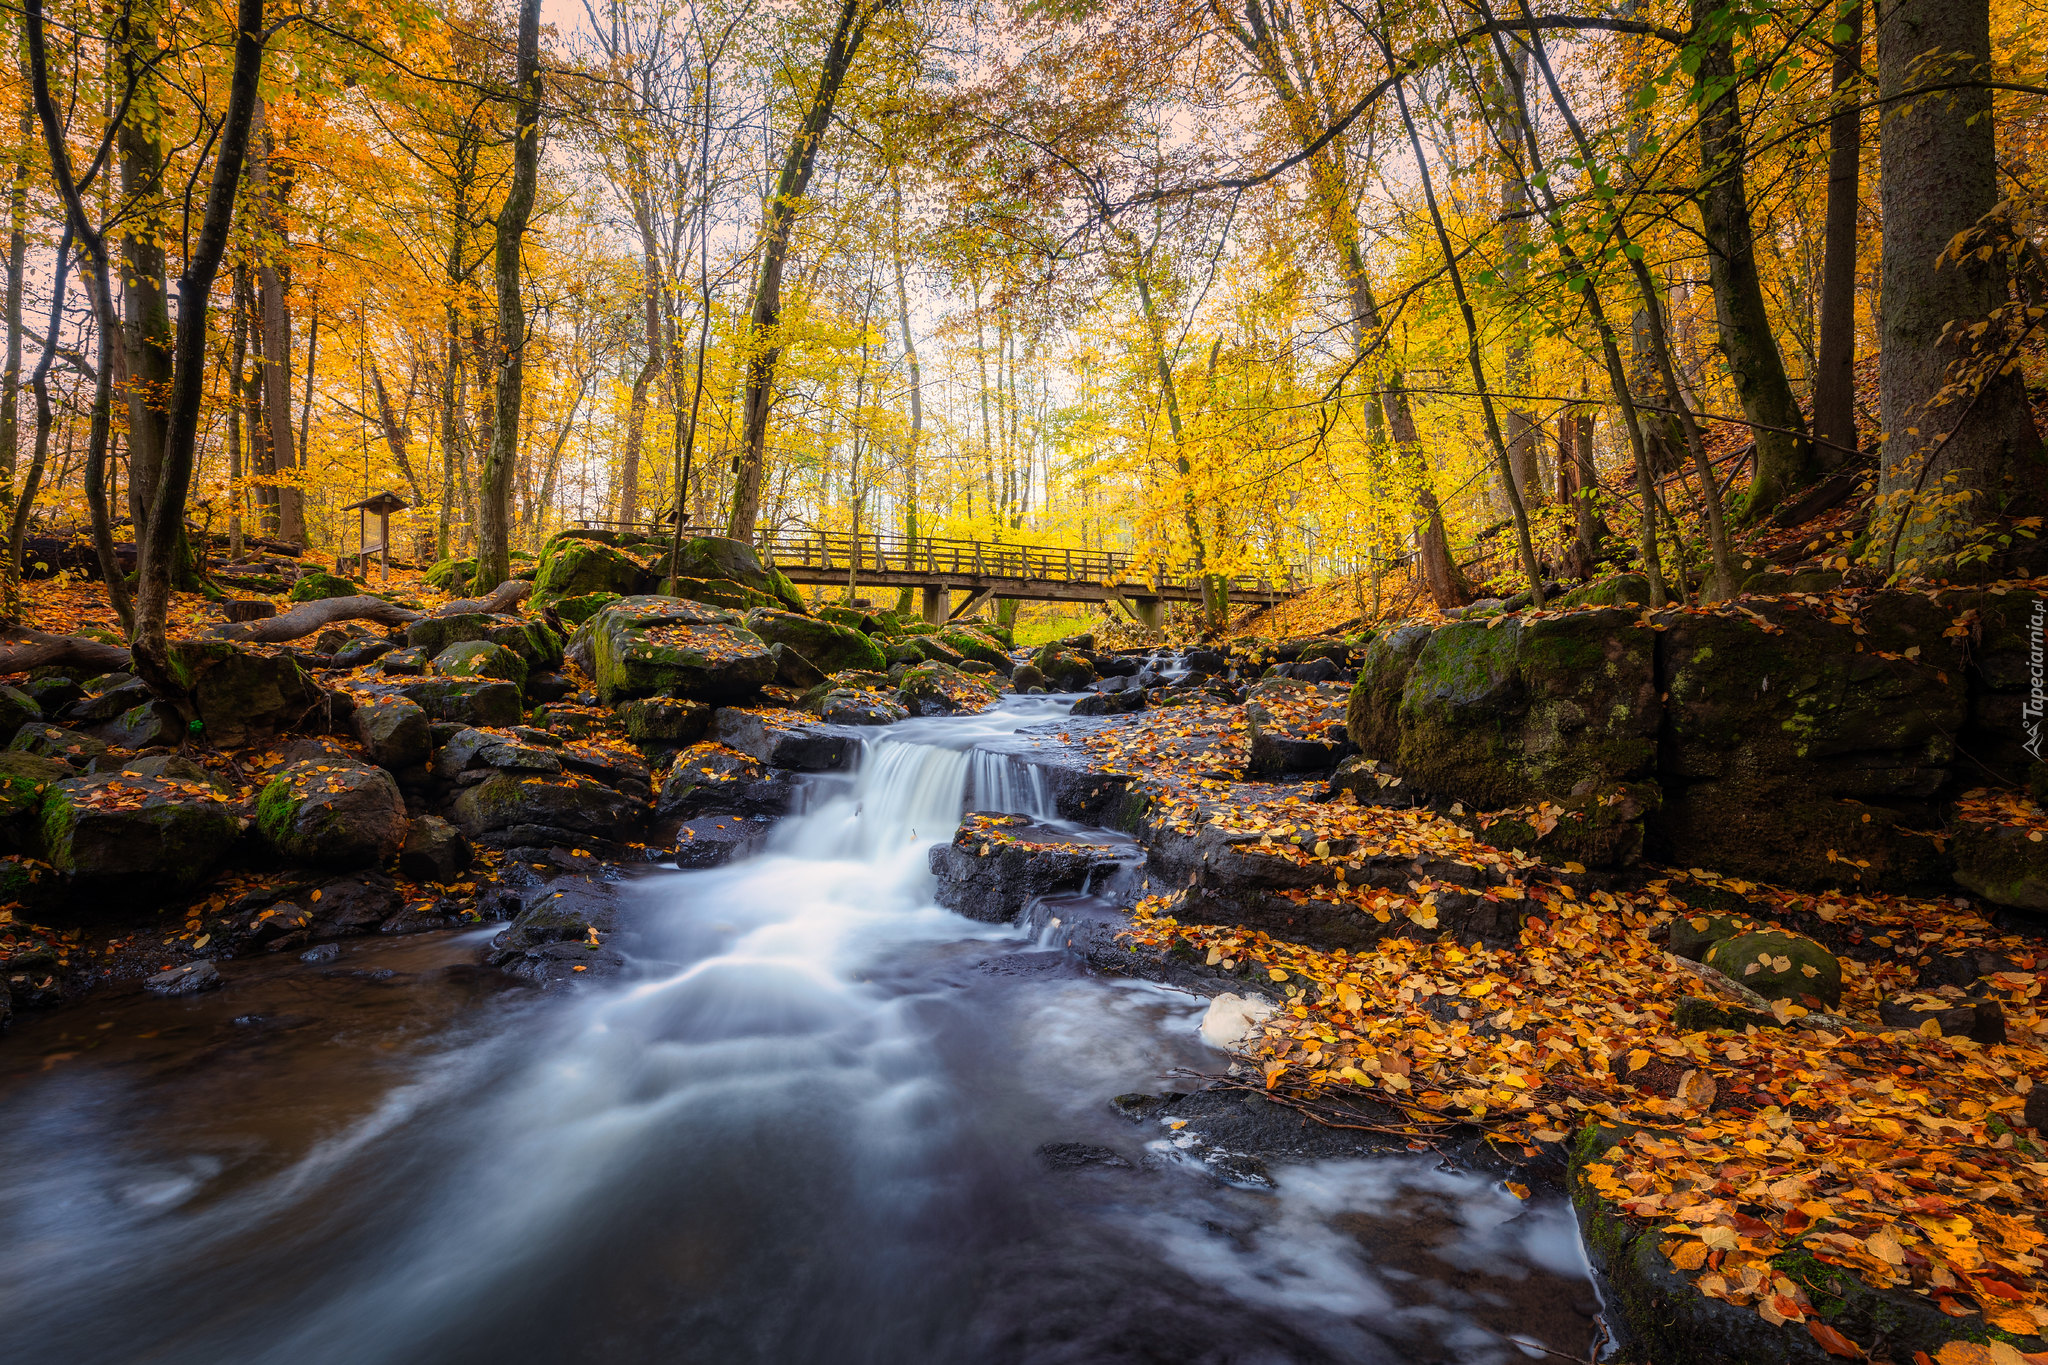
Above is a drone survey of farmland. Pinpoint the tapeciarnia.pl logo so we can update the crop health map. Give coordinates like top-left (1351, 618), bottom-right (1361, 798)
top-left (2026, 599), bottom-right (2046, 760)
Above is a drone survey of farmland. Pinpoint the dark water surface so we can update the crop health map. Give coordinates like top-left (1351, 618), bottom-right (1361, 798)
top-left (0, 703), bottom-right (1600, 1364)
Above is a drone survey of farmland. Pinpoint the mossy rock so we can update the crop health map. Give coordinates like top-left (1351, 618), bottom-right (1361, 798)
top-left (588, 595), bottom-right (775, 705)
top-left (1953, 816), bottom-right (2048, 912)
top-left (0, 752), bottom-right (69, 853)
top-left (898, 662), bottom-right (998, 716)
top-left (1032, 648), bottom-right (1096, 691)
top-left (532, 536), bottom-right (649, 604)
top-left (433, 640), bottom-right (528, 695)
top-left (255, 760), bottom-right (408, 868)
top-left (664, 576), bottom-right (783, 613)
top-left (289, 571), bottom-right (359, 603)
top-left (1474, 781), bottom-right (1661, 869)
top-left (1704, 930), bottom-right (1841, 1007)
top-left (165, 640), bottom-right (323, 749)
top-left (39, 774), bottom-right (243, 896)
top-left (0, 685), bottom-right (40, 745)
top-left (745, 608), bottom-right (887, 675)
top-left (654, 536), bottom-right (804, 613)
top-left (1671, 996), bottom-right (1777, 1032)
top-left (422, 558), bottom-right (475, 593)
top-left (10, 722), bottom-right (107, 767)
top-left (1345, 622), bottom-right (1433, 759)
top-left (1554, 573), bottom-right (1652, 610)
top-left (1740, 567), bottom-right (1844, 597)
top-left (815, 604), bottom-right (876, 633)
top-left (1668, 911), bottom-right (1756, 962)
top-left (937, 626), bottom-right (1011, 672)
top-left (553, 592), bottom-right (621, 627)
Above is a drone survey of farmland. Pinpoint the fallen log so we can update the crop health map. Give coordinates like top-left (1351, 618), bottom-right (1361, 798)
top-left (206, 595), bottom-right (423, 643)
top-left (436, 579), bottom-right (532, 616)
top-left (0, 626), bottom-right (133, 675)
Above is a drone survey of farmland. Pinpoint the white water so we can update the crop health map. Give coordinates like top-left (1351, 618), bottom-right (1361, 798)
top-left (0, 698), bottom-right (1598, 1365)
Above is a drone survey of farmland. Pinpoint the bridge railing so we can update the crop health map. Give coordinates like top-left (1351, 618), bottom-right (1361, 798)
top-left (575, 520), bottom-right (1299, 597)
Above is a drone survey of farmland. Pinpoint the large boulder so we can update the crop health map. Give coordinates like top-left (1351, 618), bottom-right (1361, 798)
top-left (936, 626), bottom-right (1012, 675)
top-left (1389, 608), bottom-right (1659, 808)
top-left (744, 608), bottom-right (887, 674)
top-left (587, 596), bottom-right (776, 704)
top-left (432, 726), bottom-right (562, 781)
top-left (930, 815), bottom-right (1136, 922)
top-left (167, 641), bottom-right (325, 749)
top-left (399, 677), bottom-right (524, 729)
top-left (615, 697), bottom-right (712, 745)
top-left (706, 707), bottom-right (852, 771)
top-left (1653, 595), bottom-right (1964, 889)
top-left (11, 722), bottom-right (107, 767)
top-left (0, 685), bottom-right (40, 745)
top-left (1703, 930), bottom-right (1843, 1008)
top-left (655, 536), bottom-right (804, 613)
top-left (1344, 623), bottom-right (1434, 760)
top-left (433, 640), bottom-right (528, 694)
top-left (348, 689), bottom-right (432, 770)
top-left (39, 773), bottom-right (244, 894)
top-left (256, 758), bottom-right (408, 868)
top-left (1951, 811), bottom-right (2048, 912)
top-left (406, 613), bottom-right (562, 674)
top-left (289, 570), bottom-right (358, 603)
top-left (1245, 679), bottom-right (1349, 776)
top-left (898, 662), bottom-right (998, 716)
top-left (655, 743), bottom-right (797, 819)
top-left (448, 770), bottom-right (640, 845)
top-left (399, 814), bottom-right (472, 882)
top-left (531, 536), bottom-right (648, 604)
top-left (0, 752), bottom-right (69, 853)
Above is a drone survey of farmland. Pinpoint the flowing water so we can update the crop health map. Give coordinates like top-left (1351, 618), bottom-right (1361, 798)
top-left (0, 700), bottom-right (1600, 1365)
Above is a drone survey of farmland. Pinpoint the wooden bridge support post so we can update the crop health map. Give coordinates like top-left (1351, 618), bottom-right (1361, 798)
top-left (1130, 596), bottom-right (1165, 631)
top-left (919, 584), bottom-right (949, 625)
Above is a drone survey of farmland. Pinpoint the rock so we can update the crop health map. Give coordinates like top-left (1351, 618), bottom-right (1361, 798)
top-left (813, 686), bottom-right (906, 726)
top-left (531, 536), bottom-right (649, 603)
top-left (424, 557), bottom-right (476, 593)
top-left (1952, 816), bottom-right (2048, 912)
top-left (11, 722), bottom-right (107, 767)
top-left (484, 868), bottom-right (629, 987)
top-left (61, 677), bottom-right (153, 723)
top-left (1245, 679), bottom-right (1348, 776)
top-left (221, 598), bottom-right (277, 622)
top-left (1069, 689), bottom-right (1146, 717)
top-left (1703, 930), bottom-right (1842, 1007)
top-left (449, 770), bottom-right (640, 844)
top-left (289, 571), bottom-right (358, 602)
top-left (1323, 755), bottom-right (1415, 806)
top-left (1473, 780), bottom-right (1662, 869)
top-left (526, 672), bottom-right (574, 704)
top-left (1267, 657), bottom-right (1344, 684)
top-left (118, 755), bottom-right (222, 787)
top-left (553, 592), bottom-right (621, 626)
top-left (377, 646), bottom-right (430, 676)
top-left (654, 535), bottom-right (805, 613)
top-left (39, 773), bottom-right (244, 894)
top-left (406, 613), bottom-right (562, 674)
top-left (1877, 992), bottom-right (2006, 1043)
top-left (555, 741), bottom-right (651, 797)
top-left (399, 815), bottom-right (471, 881)
top-left (745, 608), bottom-right (888, 674)
top-left (616, 697), bottom-right (712, 745)
top-left (707, 707), bottom-right (851, 770)
top-left (21, 676), bottom-right (82, 714)
top-left (588, 596), bottom-right (777, 705)
top-left (0, 752), bottom-right (70, 852)
top-left (95, 700), bottom-right (185, 750)
top-left (1552, 573), bottom-right (1652, 610)
top-left (433, 727), bottom-right (562, 781)
top-left (670, 814), bottom-right (775, 867)
top-left (936, 626), bottom-right (1012, 675)
top-left (898, 661), bottom-right (998, 716)
top-left (145, 960), bottom-right (224, 996)
top-left (1198, 992), bottom-right (1277, 1050)
top-left (256, 759), bottom-right (409, 868)
top-left (333, 637), bottom-right (397, 669)
top-left (166, 640), bottom-right (325, 749)
top-left (928, 815), bottom-right (1137, 922)
top-left (302, 871), bottom-right (405, 938)
top-left (1386, 608), bottom-right (1660, 807)
top-left (1033, 648), bottom-right (1097, 691)
top-left (1010, 663), bottom-right (1046, 692)
top-left (398, 677), bottom-right (523, 729)
top-left (348, 689), bottom-right (432, 769)
top-left (433, 640), bottom-right (528, 695)
top-left (2029, 1086), bottom-right (2048, 1133)
top-left (1916, 947), bottom-right (2022, 989)
top-left (768, 642), bottom-right (828, 689)
top-left (300, 942), bottom-right (342, 963)
top-left (1654, 595), bottom-right (1964, 890)
top-left (0, 684), bottom-right (39, 744)
top-left (1667, 910), bottom-right (1756, 962)
top-left (1344, 624), bottom-right (1432, 760)
top-left (656, 743), bottom-right (797, 819)
top-left (1672, 997), bottom-right (1776, 1032)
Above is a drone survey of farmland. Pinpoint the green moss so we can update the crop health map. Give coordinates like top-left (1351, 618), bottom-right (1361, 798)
top-left (289, 571), bottom-right (358, 603)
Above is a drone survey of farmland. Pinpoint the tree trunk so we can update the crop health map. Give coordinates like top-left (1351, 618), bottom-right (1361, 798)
top-left (473, 0), bottom-right (542, 593)
top-left (727, 0), bottom-right (890, 543)
top-left (1812, 0), bottom-right (1863, 468)
top-left (116, 0), bottom-right (172, 540)
top-left (0, 70), bottom-right (30, 486)
top-left (248, 98), bottom-right (304, 546)
top-left (8, 224), bottom-right (68, 606)
top-left (1691, 0), bottom-right (1814, 519)
top-left (227, 265), bottom-right (249, 556)
top-left (370, 365), bottom-right (424, 509)
top-left (890, 168), bottom-right (921, 616)
top-left (1876, 0), bottom-right (2046, 567)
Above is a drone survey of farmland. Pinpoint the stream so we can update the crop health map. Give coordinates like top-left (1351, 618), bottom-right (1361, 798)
top-left (0, 699), bottom-right (1601, 1365)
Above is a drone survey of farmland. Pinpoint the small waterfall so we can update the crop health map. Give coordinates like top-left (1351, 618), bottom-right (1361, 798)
top-left (964, 748), bottom-right (1052, 819)
top-left (769, 736), bottom-right (972, 862)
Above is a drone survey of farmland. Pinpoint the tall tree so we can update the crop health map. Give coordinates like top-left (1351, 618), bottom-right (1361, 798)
top-left (1811, 0), bottom-right (1862, 468)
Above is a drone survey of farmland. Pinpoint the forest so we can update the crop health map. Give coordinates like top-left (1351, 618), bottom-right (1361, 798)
top-left (0, 1), bottom-right (2047, 1364)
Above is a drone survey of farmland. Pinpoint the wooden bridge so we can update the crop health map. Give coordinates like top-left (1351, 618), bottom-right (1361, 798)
top-left (580, 523), bottom-right (1302, 627)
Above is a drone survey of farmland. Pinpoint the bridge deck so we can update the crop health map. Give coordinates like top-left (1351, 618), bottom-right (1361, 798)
top-left (581, 523), bottom-right (1302, 612)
